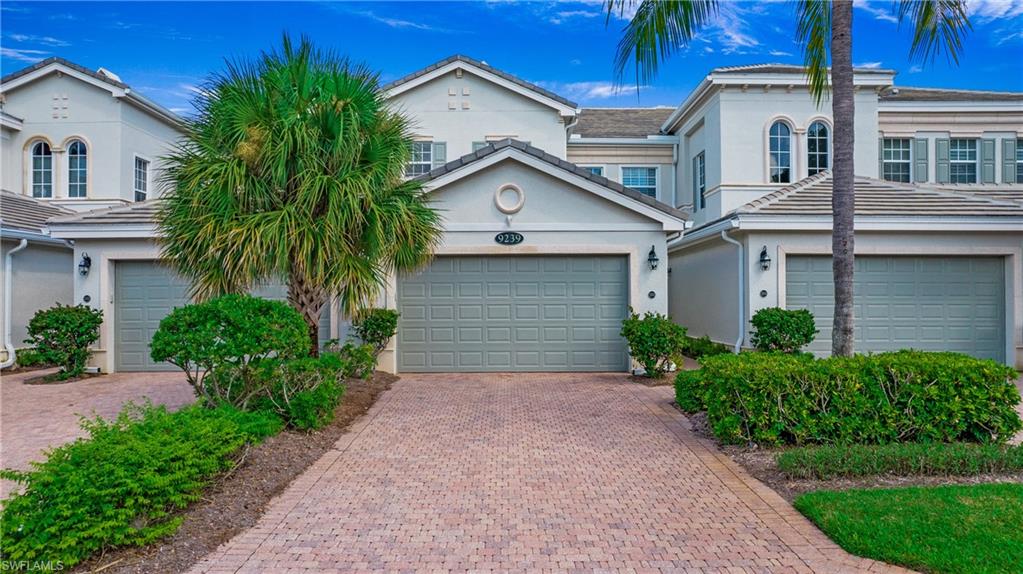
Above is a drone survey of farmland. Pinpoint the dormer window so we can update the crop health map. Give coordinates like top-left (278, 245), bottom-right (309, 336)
top-left (807, 121), bottom-right (830, 176)
top-left (31, 141), bottom-right (53, 198)
top-left (67, 139), bottom-right (88, 198)
top-left (769, 122), bottom-right (791, 183)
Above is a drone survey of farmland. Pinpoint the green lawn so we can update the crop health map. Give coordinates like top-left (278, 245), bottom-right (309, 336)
top-left (794, 483), bottom-right (1023, 574)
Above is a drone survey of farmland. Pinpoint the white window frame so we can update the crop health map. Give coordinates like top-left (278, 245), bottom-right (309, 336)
top-left (806, 120), bottom-right (830, 176)
top-left (693, 152), bottom-right (706, 210)
top-left (66, 138), bottom-right (88, 198)
top-left (621, 165), bottom-right (659, 199)
top-left (949, 138), bottom-right (978, 184)
top-left (133, 154), bottom-right (151, 202)
top-left (768, 121), bottom-right (792, 183)
top-left (580, 165), bottom-right (605, 177)
top-left (406, 141), bottom-right (433, 177)
top-left (882, 137), bottom-right (912, 183)
top-left (30, 139), bottom-right (54, 198)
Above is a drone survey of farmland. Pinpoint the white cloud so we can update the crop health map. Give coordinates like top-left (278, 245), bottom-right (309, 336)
top-left (7, 33), bottom-right (69, 47)
top-left (538, 80), bottom-right (642, 100)
top-left (908, 65), bottom-right (923, 73)
top-left (855, 61), bottom-right (884, 69)
top-left (852, 0), bottom-right (899, 24)
top-left (713, 3), bottom-right (760, 54)
top-left (1, 47), bottom-right (48, 63)
top-left (769, 49), bottom-right (793, 57)
top-left (995, 29), bottom-right (1023, 45)
top-left (346, 9), bottom-right (460, 33)
top-left (550, 9), bottom-right (601, 25)
top-left (966, 0), bottom-right (1023, 21)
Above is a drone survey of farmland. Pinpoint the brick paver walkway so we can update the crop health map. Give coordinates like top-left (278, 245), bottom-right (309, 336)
top-left (1, 369), bottom-right (194, 499)
top-left (193, 373), bottom-right (910, 573)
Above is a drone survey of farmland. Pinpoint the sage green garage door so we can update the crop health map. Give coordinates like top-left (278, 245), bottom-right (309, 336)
top-left (786, 256), bottom-right (1005, 362)
top-left (114, 261), bottom-right (330, 371)
top-left (397, 255), bottom-right (629, 372)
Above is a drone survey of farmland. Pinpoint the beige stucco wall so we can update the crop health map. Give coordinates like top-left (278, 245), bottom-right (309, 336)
top-left (0, 239), bottom-right (73, 358)
top-left (567, 143), bottom-right (675, 205)
top-left (389, 70), bottom-right (569, 160)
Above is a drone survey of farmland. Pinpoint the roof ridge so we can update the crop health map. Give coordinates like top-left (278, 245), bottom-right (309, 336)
top-left (891, 86), bottom-right (1023, 96)
top-left (48, 198), bottom-right (162, 224)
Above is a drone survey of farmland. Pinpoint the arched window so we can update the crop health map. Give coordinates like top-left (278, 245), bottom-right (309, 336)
top-left (807, 121), bottom-right (830, 176)
top-left (67, 139), bottom-right (88, 198)
top-left (31, 141), bottom-right (53, 198)
top-left (769, 122), bottom-right (791, 183)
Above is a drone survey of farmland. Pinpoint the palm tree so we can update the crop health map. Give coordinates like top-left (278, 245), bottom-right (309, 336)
top-left (158, 36), bottom-right (442, 356)
top-left (606, 0), bottom-right (970, 356)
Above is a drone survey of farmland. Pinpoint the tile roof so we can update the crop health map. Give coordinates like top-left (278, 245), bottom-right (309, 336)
top-left (417, 139), bottom-right (688, 220)
top-left (934, 186), bottom-right (1023, 205)
top-left (737, 172), bottom-right (1023, 217)
top-left (47, 199), bottom-right (162, 226)
top-left (711, 63), bottom-right (895, 75)
top-left (1, 56), bottom-right (129, 89)
top-left (879, 87), bottom-right (1023, 102)
top-left (1, 190), bottom-right (74, 234)
top-left (572, 108), bottom-right (674, 138)
top-left (382, 55), bottom-right (578, 110)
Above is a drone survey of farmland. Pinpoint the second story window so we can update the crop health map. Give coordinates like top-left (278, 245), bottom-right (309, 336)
top-left (693, 152), bottom-right (706, 210)
top-left (769, 121), bottom-right (791, 183)
top-left (949, 138), bottom-right (977, 184)
top-left (622, 166), bottom-right (658, 198)
top-left (582, 166), bottom-right (604, 177)
top-left (806, 121), bottom-right (830, 176)
top-left (1017, 139), bottom-right (1022, 183)
top-left (67, 139), bottom-right (88, 198)
top-left (882, 138), bottom-right (912, 183)
top-left (406, 142), bottom-right (433, 177)
top-left (134, 156), bottom-right (149, 202)
top-left (31, 141), bottom-right (53, 198)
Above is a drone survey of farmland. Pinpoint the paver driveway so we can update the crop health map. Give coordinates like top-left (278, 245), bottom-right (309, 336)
top-left (194, 373), bottom-right (908, 573)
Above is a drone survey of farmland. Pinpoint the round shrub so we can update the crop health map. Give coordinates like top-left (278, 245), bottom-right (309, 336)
top-left (749, 307), bottom-right (818, 353)
top-left (620, 309), bottom-right (687, 378)
top-left (24, 304), bottom-right (103, 380)
top-left (352, 308), bottom-right (399, 357)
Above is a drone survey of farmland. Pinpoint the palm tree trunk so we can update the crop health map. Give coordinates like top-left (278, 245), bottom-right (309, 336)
top-left (287, 270), bottom-right (327, 357)
top-left (831, 0), bottom-right (856, 357)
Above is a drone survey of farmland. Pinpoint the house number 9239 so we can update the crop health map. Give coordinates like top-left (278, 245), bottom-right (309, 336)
top-left (494, 232), bottom-right (524, 245)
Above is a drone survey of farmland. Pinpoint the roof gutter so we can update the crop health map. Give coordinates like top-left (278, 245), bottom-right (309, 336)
top-left (0, 227), bottom-right (73, 247)
top-left (668, 216), bottom-right (738, 252)
top-left (2, 239), bottom-right (29, 368)
top-left (719, 230), bottom-right (745, 354)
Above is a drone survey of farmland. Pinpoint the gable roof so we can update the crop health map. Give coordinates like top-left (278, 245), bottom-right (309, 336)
top-left (417, 138), bottom-right (687, 224)
top-left (382, 55), bottom-right (578, 115)
top-left (712, 63), bottom-right (896, 75)
top-left (1, 189), bottom-right (74, 235)
top-left (572, 108), bottom-right (673, 139)
top-left (47, 199), bottom-right (162, 227)
top-left (1, 57), bottom-right (184, 128)
top-left (737, 172), bottom-right (1023, 217)
top-left (879, 86), bottom-right (1023, 103)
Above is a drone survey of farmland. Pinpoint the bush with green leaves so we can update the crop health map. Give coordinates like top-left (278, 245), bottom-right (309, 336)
top-left (150, 294), bottom-right (309, 407)
top-left (252, 353), bottom-right (348, 430)
top-left (352, 308), bottom-right (399, 357)
top-left (682, 335), bottom-right (732, 359)
top-left (0, 402), bottom-right (280, 568)
top-left (678, 350), bottom-right (1021, 446)
top-left (776, 442), bottom-right (1023, 480)
top-left (24, 304), bottom-right (103, 380)
top-left (13, 347), bottom-right (48, 368)
top-left (324, 340), bottom-right (378, 379)
top-left (749, 307), bottom-right (818, 353)
top-left (620, 309), bottom-right (687, 378)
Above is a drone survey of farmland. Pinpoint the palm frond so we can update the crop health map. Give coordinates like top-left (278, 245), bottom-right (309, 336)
top-left (795, 0), bottom-right (831, 106)
top-left (897, 0), bottom-right (971, 65)
top-left (606, 0), bottom-right (718, 85)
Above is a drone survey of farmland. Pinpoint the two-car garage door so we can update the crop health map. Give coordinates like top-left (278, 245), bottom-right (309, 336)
top-left (397, 255), bottom-right (629, 372)
top-left (786, 256), bottom-right (1005, 362)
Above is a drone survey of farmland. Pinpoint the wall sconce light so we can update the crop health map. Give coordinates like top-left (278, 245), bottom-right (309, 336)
top-left (647, 245), bottom-right (660, 270)
top-left (78, 252), bottom-right (92, 277)
top-left (759, 246), bottom-right (772, 271)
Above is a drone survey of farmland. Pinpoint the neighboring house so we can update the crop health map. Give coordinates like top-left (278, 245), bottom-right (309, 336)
top-left (0, 57), bottom-right (185, 212)
top-left (15, 55), bottom-right (1023, 372)
top-left (0, 190), bottom-right (74, 365)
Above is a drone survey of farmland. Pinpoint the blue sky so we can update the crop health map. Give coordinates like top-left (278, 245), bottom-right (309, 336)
top-left (2, 1), bottom-right (1022, 115)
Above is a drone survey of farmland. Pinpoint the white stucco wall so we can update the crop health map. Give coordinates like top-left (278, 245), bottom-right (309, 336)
top-left (567, 143), bottom-right (675, 205)
top-left (389, 70), bottom-right (569, 160)
top-left (667, 238), bottom-right (740, 347)
top-left (0, 239), bottom-right (73, 356)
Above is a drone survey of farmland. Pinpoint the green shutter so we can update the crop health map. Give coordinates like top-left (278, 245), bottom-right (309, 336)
top-left (913, 138), bottom-right (929, 183)
top-left (1002, 139), bottom-right (1017, 184)
top-left (980, 139), bottom-right (996, 183)
top-left (878, 137), bottom-right (884, 178)
top-left (935, 138), bottom-right (950, 183)
top-left (431, 142), bottom-right (447, 168)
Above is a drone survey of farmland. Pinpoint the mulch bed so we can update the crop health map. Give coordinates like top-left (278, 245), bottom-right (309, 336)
top-left (628, 374), bottom-right (675, 387)
top-left (24, 372), bottom-right (102, 385)
top-left (681, 408), bottom-right (1023, 502)
top-left (73, 371), bottom-right (398, 574)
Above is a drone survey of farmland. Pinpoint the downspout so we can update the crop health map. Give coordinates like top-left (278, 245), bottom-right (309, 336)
top-left (2, 239), bottom-right (29, 369)
top-left (671, 138), bottom-right (679, 207)
top-left (719, 229), bottom-right (744, 354)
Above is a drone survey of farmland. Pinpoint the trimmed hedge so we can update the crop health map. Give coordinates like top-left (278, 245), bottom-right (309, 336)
top-left (0, 402), bottom-right (281, 568)
top-left (682, 335), bottom-right (732, 360)
top-left (675, 350), bottom-right (1022, 446)
top-left (777, 442), bottom-right (1023, 480)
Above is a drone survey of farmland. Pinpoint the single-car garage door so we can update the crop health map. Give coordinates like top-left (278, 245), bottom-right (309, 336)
top-left (397, 255), bottom-right (629, 372)
top-left (786, 256), bottom-right (1005, 362)
top-left (114, 261), bottom-right (331, 371)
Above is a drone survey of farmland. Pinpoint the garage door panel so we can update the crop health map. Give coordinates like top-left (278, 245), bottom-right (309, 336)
top-left (786, 256), bottom-right (1004, 362)
top-left (398, 255), bottom-right (629, 372)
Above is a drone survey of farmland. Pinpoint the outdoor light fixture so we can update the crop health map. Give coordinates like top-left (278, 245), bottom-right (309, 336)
top-left (78, 253), bottom-right (92, 277)
top-left (647, 245), bottom-right (659, 270)
top-left (759, 246), bottom-right (772, 271)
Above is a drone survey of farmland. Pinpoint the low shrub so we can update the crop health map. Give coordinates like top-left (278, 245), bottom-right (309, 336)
top-left (150, 294), bottom-right (309, 407)
top-left (252, 353), bottom-right (348, 430)
top-left (13, 347), bottom-right (47, 368)
top-left (324, 340), bottom-right (378, 379)
top-left (674, 369), bottom-right (707, 413)
top-left (24, 304), bottom-right (103, 380)
top-left (620, 309), bottom-right (687, 378)
top-left (749, 307), bottom-right (817, 353)
top-left (352, 308), bottom-right (399, 357)
top-left (682, 335), bottom-right (732, 359)
top-left (0, 402), bottom-right (280, 568)
top-left (683, 350), bottom-right (1021, 446)
top-left (776, 442), bottom-right (1023, 480)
